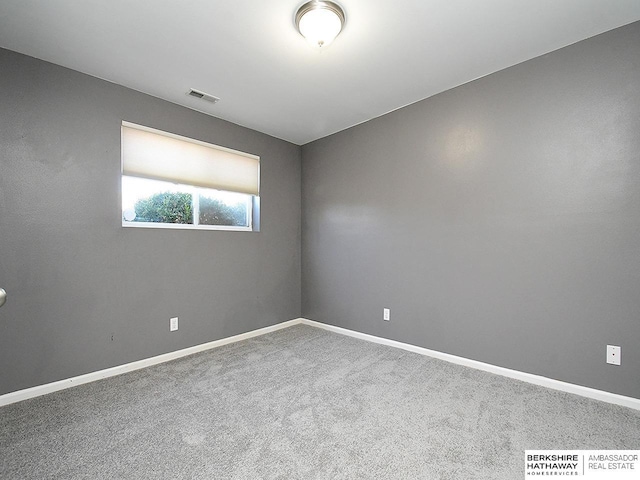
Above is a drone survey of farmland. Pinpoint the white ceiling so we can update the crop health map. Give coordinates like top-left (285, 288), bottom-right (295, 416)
top-left (1, 1), bottom-right (640, 145)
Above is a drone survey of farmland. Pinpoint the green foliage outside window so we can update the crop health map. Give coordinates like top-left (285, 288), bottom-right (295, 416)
top-left (129, 191), bottom-right (247, 226)
top-left (199, 195), bottom-right (247, 226)
top-left (133, 192), bottom-right (193, 224)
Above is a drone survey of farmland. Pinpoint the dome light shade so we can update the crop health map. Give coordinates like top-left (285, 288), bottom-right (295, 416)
top-left (295, 1), bottom-right (345, 48)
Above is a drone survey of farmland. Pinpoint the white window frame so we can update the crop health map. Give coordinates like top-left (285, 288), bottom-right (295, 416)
top-left (121, 122), bottom-right (259, 232)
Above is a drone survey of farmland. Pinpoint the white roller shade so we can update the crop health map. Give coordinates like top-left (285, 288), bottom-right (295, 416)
top-left (122, 122), bottom-right (260, 196)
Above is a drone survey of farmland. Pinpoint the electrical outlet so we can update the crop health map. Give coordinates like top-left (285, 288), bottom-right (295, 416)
top-left (170, 317), bottom-right (179, 332)
top-left (606, 345), bottom-right (621, 365)
top-left (383, 308), bottom-right (390, 321)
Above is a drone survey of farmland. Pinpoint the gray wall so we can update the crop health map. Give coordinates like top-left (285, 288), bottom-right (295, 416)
top-left (302, 22), bottom-right (640, 399)
top-left (3, 22), bottom-right (640, 401)
top-left (0, 48), bottom-right (301, 396)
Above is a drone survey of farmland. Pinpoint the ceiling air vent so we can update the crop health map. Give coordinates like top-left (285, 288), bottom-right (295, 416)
top-left (187, 88), bottom-right (220, 104)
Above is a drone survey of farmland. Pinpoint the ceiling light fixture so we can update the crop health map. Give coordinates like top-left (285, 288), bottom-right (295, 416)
top-left (295, 1), bottom-right (346, 48)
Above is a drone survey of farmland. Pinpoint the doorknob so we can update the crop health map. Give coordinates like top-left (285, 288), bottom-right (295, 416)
top-left (0, 288), bottom-right (6, 308)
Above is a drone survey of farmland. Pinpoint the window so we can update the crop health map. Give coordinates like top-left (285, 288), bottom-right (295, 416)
top-left (121, 122), bottom-right (259, 231)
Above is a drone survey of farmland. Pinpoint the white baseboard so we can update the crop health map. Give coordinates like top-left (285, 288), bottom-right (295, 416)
top-left (0, 318), bottom-right (304, 407)
top-left (300, 318), bottom-right (640, 411)
top-left (3, 316), bottom-right (638, 411)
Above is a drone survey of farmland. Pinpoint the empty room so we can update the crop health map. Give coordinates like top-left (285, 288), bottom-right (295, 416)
top-left (1, 1), bottom-right (639, 478)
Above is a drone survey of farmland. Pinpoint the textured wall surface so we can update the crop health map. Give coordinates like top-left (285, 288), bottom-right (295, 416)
top-left (2, 22), bottom-right (640, 401)
top-left (302, 22), bottom-right (640, 398)
top-left (0, 48), bottom-right (301, 395)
